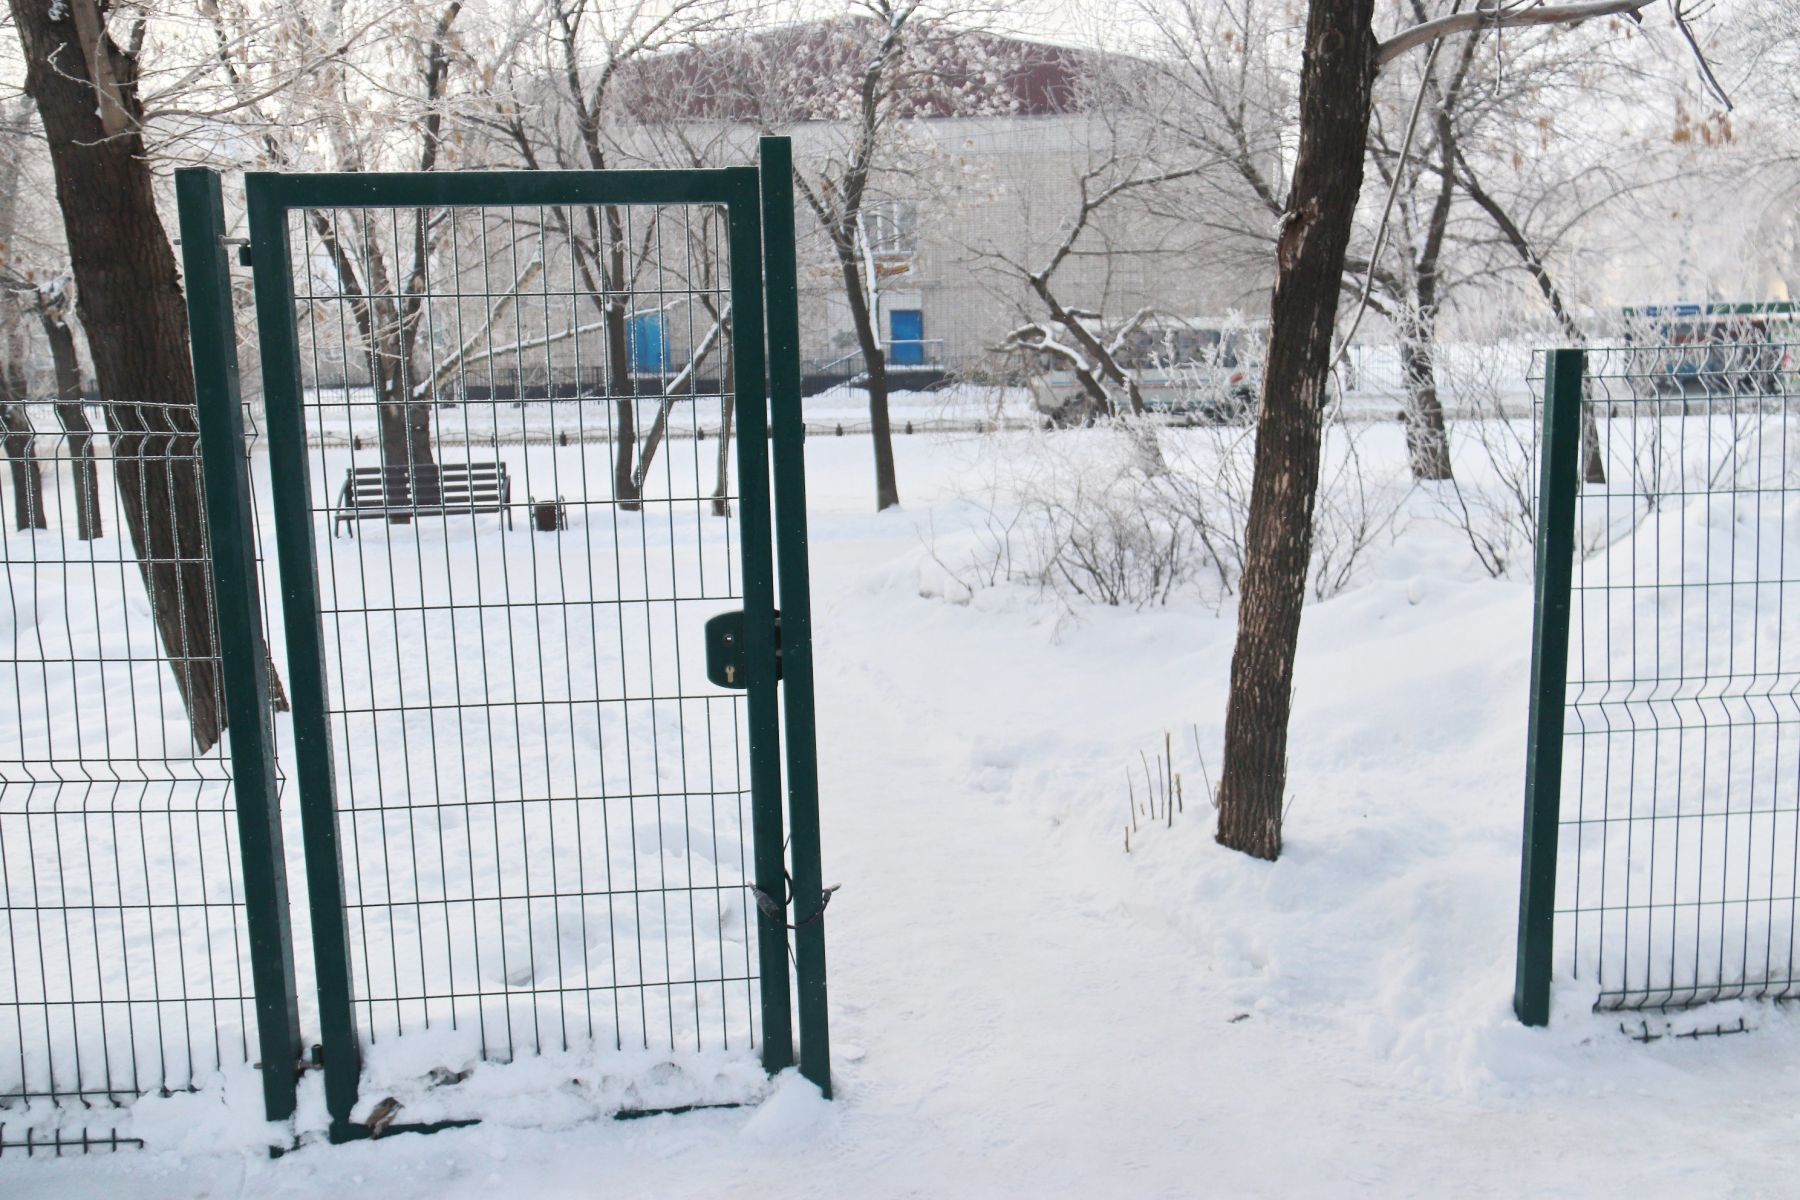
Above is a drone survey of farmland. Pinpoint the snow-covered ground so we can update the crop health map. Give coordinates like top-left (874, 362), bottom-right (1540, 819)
top-left (11, 424), bottom-right (1800, 1196)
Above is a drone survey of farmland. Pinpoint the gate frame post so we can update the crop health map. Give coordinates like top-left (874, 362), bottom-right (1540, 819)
top-left (175, 167), bottom-right (304, 1122)
top-left (758, 135), bottom-right (832, 1098)
top-left (723, 166), bottom-right (799, 1076)
top-left (242, 173), bottom-right (364, 1139)
top-left (1514, 347), bottom-right (1585, 1027)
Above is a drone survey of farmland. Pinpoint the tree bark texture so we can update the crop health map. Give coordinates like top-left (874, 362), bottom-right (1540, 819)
top-left (0, 349), bottom-right (44, 531)
top-left (711, 332), bottom-right (735, 518)
top-left (39, 303), bottom-right (101, 540)
top-left (1392, 11), bottom-right (1462, 484)
top-left (12, 0), bottom-right (225, 750)
top-left (605, 206), bottom-right (642, 511)
top-left (1215, 0), bottom-right (1379, 861)
top-left (1397, 315), bottom-right (1453, 481)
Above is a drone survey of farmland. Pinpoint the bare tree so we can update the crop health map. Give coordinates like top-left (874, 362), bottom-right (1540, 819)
top-left (987, 141), bottom-right (1209, 422)
top-left (8, 0), bottom-right (230, 748)
top-left (477, 0), bottom-right (729, 512)
top-left (598, 107), bottom-right (746, 512)
top-left (195, 0), bottom-right (557, 508)
top-left (728, 3), bottom-right (1024, 511)
top-left (785, 4), bottom-right (924, 511)
top-left (305, 2), bottom-right (465, 500)
top-left (1213, 0), bottom-right (1701, 860)
top-left (0, 97), bottom-right (102, 540)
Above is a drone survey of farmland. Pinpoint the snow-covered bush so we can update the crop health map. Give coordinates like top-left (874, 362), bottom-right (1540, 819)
top-left (950, 426), bottom-right (1193, 610)
top-left (944, 405), bottom-right (1406, 610)
top-left (1430, 354), bottom-right (1538, 578)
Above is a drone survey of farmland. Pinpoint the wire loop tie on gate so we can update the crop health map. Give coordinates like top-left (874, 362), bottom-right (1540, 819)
top-left (751, 877), bottom-right (840, 930)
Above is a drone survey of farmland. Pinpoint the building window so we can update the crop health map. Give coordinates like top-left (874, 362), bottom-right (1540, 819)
top-left (864, 201), bottom-right (919, 262)
top-left (627, 312), bottom-right (668, 374)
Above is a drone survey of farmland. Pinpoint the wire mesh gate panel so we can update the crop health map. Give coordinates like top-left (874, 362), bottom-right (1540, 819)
top-left (227, 156), bottom-right (827, 1140)
top-left (1516, 341), bottom-right (1800, 1022)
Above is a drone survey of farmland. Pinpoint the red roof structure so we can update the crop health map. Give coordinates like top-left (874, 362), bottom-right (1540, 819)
top-left (616, 17), bottom-right (1095, 124)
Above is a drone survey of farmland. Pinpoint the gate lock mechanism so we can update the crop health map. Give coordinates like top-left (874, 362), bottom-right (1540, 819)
top-left (705, 610), bottom-right (781, 689)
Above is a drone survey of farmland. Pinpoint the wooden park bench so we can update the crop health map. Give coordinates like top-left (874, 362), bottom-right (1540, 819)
top-left (333, 461), bottom-right (514, 536)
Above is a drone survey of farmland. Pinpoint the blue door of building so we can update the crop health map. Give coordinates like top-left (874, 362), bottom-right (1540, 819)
top-left (888, 309), bottom-right (924, 366)
top-left (628, 312), bottom-right (667, 374)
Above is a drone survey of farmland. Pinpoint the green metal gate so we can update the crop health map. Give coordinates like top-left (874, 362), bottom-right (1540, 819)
top-left (180, 138), bottom-right (828, 1143)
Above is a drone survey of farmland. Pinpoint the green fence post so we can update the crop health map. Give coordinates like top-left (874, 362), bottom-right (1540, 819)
top-left (726, 167), bottom-right (797, 1075)
top-left (1514, 347), bottom-right (1585, 1027)
top-left (243, 173), bottom-right (363, 1139)
top-left (175, 168), bottom-right (304, 1122)
top-left (758, 136), bottom-right (832, 1098)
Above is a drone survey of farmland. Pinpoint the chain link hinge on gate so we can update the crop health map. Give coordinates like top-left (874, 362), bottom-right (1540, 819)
top-left (704, 609), bottom-right (781, 689)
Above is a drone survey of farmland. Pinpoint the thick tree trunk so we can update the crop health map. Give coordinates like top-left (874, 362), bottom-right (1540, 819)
top-left (837, 252), bottom-right (899, 511)
top-left (0, 414), bottom-right (44, 532)
top-left (12, 0), bottom-right (225, 750)
top-left (372, 302), bottom-right (436, 523)
top-left (376, 370), bottom-right (436, 477)
top-left (1215, 0), bottom-right (1379, 861)
top-left (1579, 396), bottom-right (1605, 484)
top-left (375, 382), bottom-right (434, 523)
top-left (1397, 318), bottom-right (1453, 481)
top-left (39, 306), bottom-right (101, 540)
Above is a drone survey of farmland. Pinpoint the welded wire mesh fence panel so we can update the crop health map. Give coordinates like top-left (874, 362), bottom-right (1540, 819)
top-left (0, 403), bottom-right (263, 1152)
top-left (286, 199), bottom-right (759, 1063)
top-left (1538, 339), bottom-right (1800, 1009)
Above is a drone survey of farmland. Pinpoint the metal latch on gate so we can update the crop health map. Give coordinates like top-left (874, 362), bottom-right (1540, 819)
top-left (705, 610), bottom-right (781, 688)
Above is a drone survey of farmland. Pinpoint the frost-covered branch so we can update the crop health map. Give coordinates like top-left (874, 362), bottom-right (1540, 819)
top-left (412, 256), bottom-right (545, 400)
top-left (1377, 0), bottom-right (1654, 66)
top-left (633, 303), bottom-right (732, 490)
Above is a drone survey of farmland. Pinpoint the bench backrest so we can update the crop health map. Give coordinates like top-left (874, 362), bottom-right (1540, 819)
top-left (345, 461), bottom-right (507, 509)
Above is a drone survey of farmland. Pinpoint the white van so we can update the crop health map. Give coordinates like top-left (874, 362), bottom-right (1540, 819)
top-left (1027, 317), bottom-right (1265, 425)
